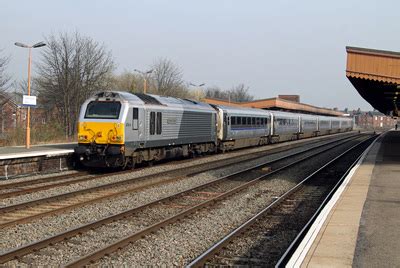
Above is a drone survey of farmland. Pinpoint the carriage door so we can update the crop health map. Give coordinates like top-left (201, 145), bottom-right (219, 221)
top-left (223, 112), bottom-right (228, 139)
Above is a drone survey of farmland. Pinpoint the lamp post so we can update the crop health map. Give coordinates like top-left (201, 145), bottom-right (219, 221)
top-left (15, 41), bottom-right (46, 149)
top-left (189, 82), bottom-right (205, 100)
top-left (189, 82), bottom-right (205, 88)
top-left (134, 69), bottom-right (153, 94)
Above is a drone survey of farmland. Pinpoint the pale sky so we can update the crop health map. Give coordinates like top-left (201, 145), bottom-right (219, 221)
top-left (1, 0), bottom-right (399, 110)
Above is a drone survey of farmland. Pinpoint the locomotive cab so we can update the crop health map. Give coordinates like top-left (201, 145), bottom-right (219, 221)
top-left (75, 92), bottom-right (127, 167)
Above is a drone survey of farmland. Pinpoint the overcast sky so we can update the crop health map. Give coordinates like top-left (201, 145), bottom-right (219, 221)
top-left (1, 0), bottom-right (398, 110)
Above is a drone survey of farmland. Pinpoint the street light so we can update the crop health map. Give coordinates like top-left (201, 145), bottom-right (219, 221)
top-left (15, 41), bottom-right (46, 149)
top-left (134, 69), bottom-right (153, 94)
top-left (189, 82), bottom-right (206, 100)
top-left (189, 82), bottom-right (205, 87)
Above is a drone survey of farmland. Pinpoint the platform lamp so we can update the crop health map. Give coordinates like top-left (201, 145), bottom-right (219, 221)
top-left (189, 82), bottom-right (206, 100)
top-left (15, 41), bottom-right (46, 149)
top-left (134, 69), bottom-right (153, 94)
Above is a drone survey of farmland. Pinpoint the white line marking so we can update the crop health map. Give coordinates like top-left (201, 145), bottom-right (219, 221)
top-left (286, 133), bottom-right (384, 267)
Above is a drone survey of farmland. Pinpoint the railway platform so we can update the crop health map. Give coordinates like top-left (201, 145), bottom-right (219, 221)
top-left (289, 130), bottom-right (400, 267)
top-left (0, 143), bottom-right (76, 179)
top-left (0, 143), bottom-right (75, 160)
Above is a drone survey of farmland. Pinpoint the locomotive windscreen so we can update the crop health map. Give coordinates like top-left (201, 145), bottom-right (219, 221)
top-left (84, 101), bottom-right (121, 119)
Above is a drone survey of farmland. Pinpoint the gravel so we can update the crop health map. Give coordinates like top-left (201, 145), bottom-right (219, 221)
top-left (0, 132), bottom-right (358, 266)
top-left (0, 133), bottom-right (352, 208)
top-left (92, 137), bottom-right (364, 266)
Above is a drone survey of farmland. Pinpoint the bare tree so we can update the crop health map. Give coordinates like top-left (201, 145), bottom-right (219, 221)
top-left (205, 84), bottom-right (254, 102)
top-left (0, 49), bottom-right (10, 92)
top-left (36, 31), bottom-right (114, 136)
top-left (0, 50), bottom-right (12, 136)
top-left (150, 58), bottom-right (185, 96)
top-left (204, 86), bottom-right (230, 100)
top-left (229, 83), bottom-right (254, 102)
top-left (112, 71), bottom-right (143, 93)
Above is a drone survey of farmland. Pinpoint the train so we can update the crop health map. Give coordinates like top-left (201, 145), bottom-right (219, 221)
top-left (74, 91), bottom-right (353, 168)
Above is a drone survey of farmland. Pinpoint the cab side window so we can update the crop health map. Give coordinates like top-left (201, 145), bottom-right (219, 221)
top-left (132, 108), bottom-right (138, 130)
top-left (150, 112), bottom-right (155, 135)
top-left (156, 112), bottom-right (162, 135)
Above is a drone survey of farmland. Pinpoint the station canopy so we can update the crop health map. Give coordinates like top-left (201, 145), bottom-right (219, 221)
top-left (346, 46), bottom-right (400, 117)
top-left (203, 97), bottom-right (344, 117)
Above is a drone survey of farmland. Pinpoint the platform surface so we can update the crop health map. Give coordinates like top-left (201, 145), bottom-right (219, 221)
top-left (0, 143), bottom-right (76, 160)
top-left (298, 130), bottom-right (400, 267)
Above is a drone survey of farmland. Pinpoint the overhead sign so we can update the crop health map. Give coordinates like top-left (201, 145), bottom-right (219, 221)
top-left (22, 95), bottom-right (37, 107)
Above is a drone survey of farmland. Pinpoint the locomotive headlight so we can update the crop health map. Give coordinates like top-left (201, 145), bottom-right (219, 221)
top-left (111, 135), bottom-right (122, 141)
top-left (78, 135), bottom-right (88, 141)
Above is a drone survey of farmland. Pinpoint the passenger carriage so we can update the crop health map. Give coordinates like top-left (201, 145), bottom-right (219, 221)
top-left (270, 111), bottom-right (301, 142)
top-left (317, 116), bottom-right (332, 135)
top-left (299, 114), bottom-right (319, 138)
top-left (212, 105), bottom-right (271, 152)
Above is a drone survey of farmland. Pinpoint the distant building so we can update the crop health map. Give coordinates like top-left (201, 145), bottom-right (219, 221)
top-left (0, 92), bottom-right (49, 141)
top-left (353, 110), bottom-right (396, 130)
top-left (278, 95), bottom-right (300, 103)
top-left (203, 95), bottom-right (343, 116)
top-left (0, 93), bottom-right (18, 137)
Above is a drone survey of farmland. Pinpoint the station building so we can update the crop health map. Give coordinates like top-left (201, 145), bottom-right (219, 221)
top-left (203, 95), bottom-right (344, 117)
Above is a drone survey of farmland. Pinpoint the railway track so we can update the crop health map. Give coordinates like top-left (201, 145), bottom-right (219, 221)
top-left (0, 133), bottom-right (367, 266)
top-left (187, 134), bottom-right (376, 267)
top-left (0, 134), bottom-right (357, 228)
top-left (0, 172), bottom-right (90, 198)
top-left (0, 133), bottom-right (355, 200)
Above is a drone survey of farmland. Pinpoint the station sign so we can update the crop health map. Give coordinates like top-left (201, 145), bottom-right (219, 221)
top-left (22, 95), bottom-right (37, 107)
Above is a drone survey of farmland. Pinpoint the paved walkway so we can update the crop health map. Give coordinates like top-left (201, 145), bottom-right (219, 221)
top-left (291, 131), bottom-right (400, 267)
top-left (0, 143), bottom-right (76, 159)
top-left (353, 131), bottom-right (400, 267)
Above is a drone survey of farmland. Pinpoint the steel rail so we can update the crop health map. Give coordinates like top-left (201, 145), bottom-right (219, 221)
top-left (274, 134), bottom-right (380, 267)
top-left (0, 133), bottom-right (355, 197)
top-left (185, 133), bottom-right (358, 177)
top-left (0, 134), bottom-right (361, 264)
top-left (63, 135), bottom-right (364, 267)
top-left (0, 172), bottom-right (89, 190)
top-left (0, 134), bottom-right (359, 229)
top-left (0, 174), bottom-right (99, 199)
top-left (186, 135), bottom-right (376, 267)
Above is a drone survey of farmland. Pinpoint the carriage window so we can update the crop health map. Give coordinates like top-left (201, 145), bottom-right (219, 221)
top-left (232, 117), bottom-right (236, 126)
top-left (150, 112), bottom-right (155, 135)
top-left (156, 112), bottom-right (162, 135)
top-left (252, 117), bottom-right (255, 125)
top-left (132, 108), bottom-right (138, 130)
top-left (247, 117), bottom-right (251, 125)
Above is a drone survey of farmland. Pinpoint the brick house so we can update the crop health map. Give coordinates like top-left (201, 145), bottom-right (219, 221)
top-left (0, 93), bottom-right (18, 137)
top-left (354, 111), bottom-right (396, 130)
top-left (0, 92), bottom-right (49, 141)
